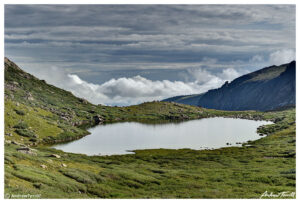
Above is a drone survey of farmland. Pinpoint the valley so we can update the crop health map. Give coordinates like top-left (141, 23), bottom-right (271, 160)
top-left (4, 58), bottom-right (296, 198)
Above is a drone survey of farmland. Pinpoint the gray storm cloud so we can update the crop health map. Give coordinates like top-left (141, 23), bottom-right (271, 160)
top-left (4, 5), bottom-right (295, 106)
top-left (5, 5), bottom-right (295, 73)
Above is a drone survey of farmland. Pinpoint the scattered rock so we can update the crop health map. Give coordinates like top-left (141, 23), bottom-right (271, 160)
top-left (17, 147), bottom-right (37, 155)
top-left (244, 144), bottom-right (255, 148)
top-left (5, 140), bottom-right (12, 144)
top-left (61, 163), bottom-right (67, 167)
top-left (25, 92), bottom-right (34, 101)
top-left (59, 112), bottom-right (74, 122)
top-left (5, 83), bottom-right (18, 91)
top-left (72, 120), bottom-right (89, 126)
top-left (79, 98), bottom-right (88, 104)
top-left (11, 140), bottom-right (21, 145)
top-left (5, 133), bottom-right (13, 137)
top-left (40, 164), bottom-right (47, 169)
top-left (93, 115), bottom-right (104, 124)
top-left (17, 147), bottom-right (31, 151)
top-left (61, 116), bottom-right (69, 121)
top-left (263, 156), bottom-right (276, 159)
top-left (180, 114), bottom-right (189, 119)
top-left (30, 143), bottom-right (37, 147)
top-left (49, 154), bottom-right (61, 158)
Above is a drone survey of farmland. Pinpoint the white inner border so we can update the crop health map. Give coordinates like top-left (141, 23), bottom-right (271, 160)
top-left (0, 1), bottom-right (298, 202)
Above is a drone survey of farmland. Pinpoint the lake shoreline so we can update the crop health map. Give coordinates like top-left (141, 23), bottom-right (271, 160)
top-left (53, 117), bottom-right (273, 156)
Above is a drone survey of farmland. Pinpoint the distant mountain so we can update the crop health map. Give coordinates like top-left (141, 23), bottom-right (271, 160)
top-left (164, 61), bottom-right (296, 111)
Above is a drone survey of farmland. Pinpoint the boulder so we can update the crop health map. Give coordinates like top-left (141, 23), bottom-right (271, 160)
top-left (49, 154), bottom-right (61, 158)
top-left (79, 98), bottom-right (88, 104)
top-left (11, 140), bottom-right (21, 145)
top-left (17, 147), bottom-right (37, 155)
top-left (93, 115), bottom-right (104, 124)
top-left (73, 120), bottom-right (89, 126)
top-left (25, 92), bottom-right (34, 101)
top-left (40, 164), bottom-right (47, 169)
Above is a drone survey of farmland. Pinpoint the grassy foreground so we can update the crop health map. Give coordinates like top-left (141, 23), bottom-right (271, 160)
top-left (4, 107), bottom-right (296, 198)
top-left (4, 57), bottom-right (296, 198)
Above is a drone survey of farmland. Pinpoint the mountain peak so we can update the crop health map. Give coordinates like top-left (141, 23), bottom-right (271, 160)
top-left (164, 61), bottom-right (296, 111)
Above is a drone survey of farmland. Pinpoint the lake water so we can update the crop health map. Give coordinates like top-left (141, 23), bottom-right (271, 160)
top-left (53, 118), bottom-right (272, 156)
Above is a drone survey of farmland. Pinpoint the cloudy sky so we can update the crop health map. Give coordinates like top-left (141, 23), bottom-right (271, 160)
top-left (5, 5), bottom-right (295, 106)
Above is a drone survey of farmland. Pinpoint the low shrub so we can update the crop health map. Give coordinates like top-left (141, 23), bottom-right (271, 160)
top-left (15, 129), bottom-right (36, 138)
top-left (15, 109), bottom-right (25, 115)
top-left (13, 122), bottom-right (28, 129)
top-left (59, 168), bottom-right (102, 184)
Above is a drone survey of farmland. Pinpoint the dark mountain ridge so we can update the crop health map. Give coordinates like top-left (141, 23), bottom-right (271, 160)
top-left (164, 61), bottom-right (296, 111)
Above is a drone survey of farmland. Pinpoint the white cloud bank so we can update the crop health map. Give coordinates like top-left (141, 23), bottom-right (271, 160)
top-left (269, 49), bottom-right (295, 66)
top-left (33, 66), bottom-right (244, 106)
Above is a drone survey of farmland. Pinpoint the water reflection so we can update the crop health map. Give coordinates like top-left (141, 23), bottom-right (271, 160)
top-left (53, 118), bottom-right (272, 156)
